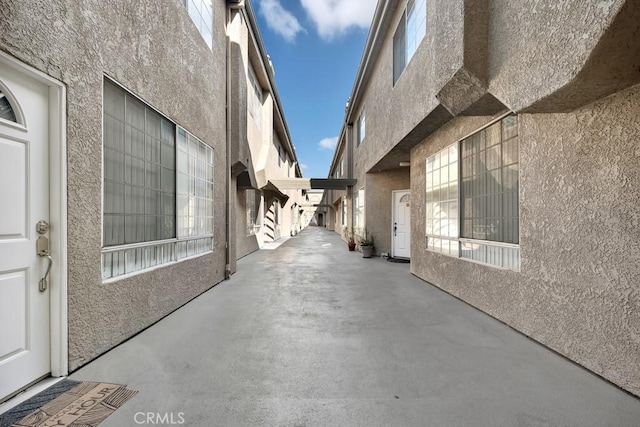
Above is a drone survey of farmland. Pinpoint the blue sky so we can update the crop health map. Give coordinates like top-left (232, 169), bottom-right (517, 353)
top-left (252, 0), bottom-right (378, 179)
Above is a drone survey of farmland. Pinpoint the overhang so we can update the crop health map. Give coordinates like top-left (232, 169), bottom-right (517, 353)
top-left (269, 178), bottom-right (357, 190)
top-left (261, 181), bottom-right (289, 207)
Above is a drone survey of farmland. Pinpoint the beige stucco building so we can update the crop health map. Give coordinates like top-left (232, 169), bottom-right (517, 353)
top-left (321, 0), bottom-right (640, 397)
top-left (0, 0), bottom-right (304, 402)
top-left (227, 1), bottom-right (306, 266)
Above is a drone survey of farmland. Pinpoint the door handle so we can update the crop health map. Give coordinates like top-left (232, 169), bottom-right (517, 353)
top-left (39, 255), bottom-right (52, 292)
top-left (394, 222), bottom-right (397, 236)
top-left (36, 224), bottom-right (51, 292)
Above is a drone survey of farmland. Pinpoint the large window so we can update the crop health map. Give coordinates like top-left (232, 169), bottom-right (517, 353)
top-left (176, 128), bottom-right (215, 259)
top-left (353, 189), bottom-right (365, 234)
top-left (393, 0), bottom-right (427, 85)
top-left (426, 145), bottom-right (459, 257)
top-left (248, 65), bottom-right (262, 129)
top-left (102, 79), bottom-right (214, 280)
top-left (426, 115), bottom-right (519, 270)
top-left (182, 0), bottom-right (213, 49)
top-left (357, 107), bottom-right (366, 146)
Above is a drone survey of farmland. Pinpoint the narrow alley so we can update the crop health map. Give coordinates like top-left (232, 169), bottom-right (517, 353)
top-left (67, 227), bottom-right (640, 426)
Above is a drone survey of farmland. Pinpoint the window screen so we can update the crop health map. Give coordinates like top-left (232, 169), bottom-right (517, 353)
top-left (102, 79), bottom-right (214, 280)
top-left (461, 116), bottom-right (519, 244)
top-left (103, 79), bottom-right (176, 247)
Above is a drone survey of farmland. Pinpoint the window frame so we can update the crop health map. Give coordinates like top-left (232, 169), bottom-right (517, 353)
top-left (101, 78), bottom-right (214, 282)
top-left (248, 64), bottom-right (262, 129)
top-left (425, 114), bottom-right (520, 271)
top-left (341, 197), bottom-right (347, 227)
top-left (426, 144), bottom-right (460, 257)
top-left (393, 0), bottom-right (427, 85)
top-left (353, 188), bottom-right (365, 235)
top-left (357, 107), bottom-right (366, 146)
top-left (181, 0), bottom-right (214, 50)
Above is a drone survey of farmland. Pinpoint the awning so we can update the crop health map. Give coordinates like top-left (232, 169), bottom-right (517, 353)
top-left (261, 181), bottom-right (289, 208)
top-left (268, 178), bottom-right (357, 190)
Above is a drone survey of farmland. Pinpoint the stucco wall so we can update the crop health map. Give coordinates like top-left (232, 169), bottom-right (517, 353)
top-left (488, 0), bottom-right (627, 111)
top-left (364, 169), bottom-right (410, 255)
top-left (411, 85), bottom-right (640, 396)
top-left (0, 0), bottom-right (227, 370)
top-left (236, 189), bottom-right (261, 260)
top-left (353, 0), bottom-right (446, 175)
top-left (352, 0), bottom-right (636, 174)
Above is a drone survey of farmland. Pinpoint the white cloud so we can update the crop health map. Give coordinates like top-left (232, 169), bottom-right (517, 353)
top-left (299, 163), bottom-right (309, 170)
top-left (257, 0), bottom-right (305, 42)
top-left (300, 0), bottom-right (377, 40)
top-left (318, 136), bottom-right (338, 150)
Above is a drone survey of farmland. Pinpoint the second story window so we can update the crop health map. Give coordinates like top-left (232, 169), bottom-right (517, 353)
top-left (248, 65), bottom-right (262, 128)
top-left (182, 0), bottom-right (213, 49)
top-left (393, 0), bottom-right (427, 85)
top-left (357, 107), bottom-right (366, 146)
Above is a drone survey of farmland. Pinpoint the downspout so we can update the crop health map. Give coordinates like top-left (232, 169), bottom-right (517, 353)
top-left (346, 124), bottom-right (354, 224)
top-left (224, 5), bottom-right (232, 279)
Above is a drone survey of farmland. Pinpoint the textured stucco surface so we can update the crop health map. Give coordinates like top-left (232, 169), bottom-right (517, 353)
top-left (325, 0), bottom-right (640, 398)
top-left (411, 85), bottom-right (640, 396)
top-left (235, 188), bottom-right (260, 261)
top-left (0, 0), bottom-right (227, 370)
top-left (488, 0), bottom-right (630, 112)
top-left (229, 7), bottom-right (303, 260)
top-left (364, 170), bottom-right (410, 256)
top-left (353, 0), bottom-right (445, 176)
top-left (352, 0), bottom-right (639, 177)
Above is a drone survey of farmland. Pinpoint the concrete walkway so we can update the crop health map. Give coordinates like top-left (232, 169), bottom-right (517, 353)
top-left (71, 227), bottom-right (640, 426)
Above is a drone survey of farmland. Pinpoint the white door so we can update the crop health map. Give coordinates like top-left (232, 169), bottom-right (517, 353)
top-left (392, 190), bottom-right (411, 259)
top-left (0, 63), bottom-right (51, 402)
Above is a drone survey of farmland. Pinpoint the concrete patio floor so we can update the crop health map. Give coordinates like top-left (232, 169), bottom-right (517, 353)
top-left (71, 226), bottom-right (640, 426)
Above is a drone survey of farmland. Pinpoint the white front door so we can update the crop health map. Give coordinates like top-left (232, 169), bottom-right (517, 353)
top-left (0, 62), bottom-right (51, 402)
top-left (392, 190), bottom-right (411, 259)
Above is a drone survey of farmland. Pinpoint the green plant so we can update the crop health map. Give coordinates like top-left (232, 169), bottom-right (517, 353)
top-left (359, 229), bottom-right (374, 247)
top-left (343, 226), bottom-right (356, 242)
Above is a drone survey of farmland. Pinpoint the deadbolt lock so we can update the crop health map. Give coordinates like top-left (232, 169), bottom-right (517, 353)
top-left (37, 235), bottom-right (50, 256)
top-left (36, 220), bottom-right (49, 234)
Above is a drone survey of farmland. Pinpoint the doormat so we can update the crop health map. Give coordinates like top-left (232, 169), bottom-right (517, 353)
top-left (0, 380), bottom-right (137, 427)
top-left (387, 256), bottom-right (410, 263)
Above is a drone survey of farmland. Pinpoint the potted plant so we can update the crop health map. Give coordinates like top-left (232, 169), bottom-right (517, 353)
top-left (359, 229), bottom-right (375, 258)
top-left (346, 227), bottom-right (356, 251)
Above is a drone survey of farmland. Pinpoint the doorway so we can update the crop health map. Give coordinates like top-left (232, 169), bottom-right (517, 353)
top-left (0, 53), bottom-right (67, 402)
top-left (392, 190), bottom-right (411, 259)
